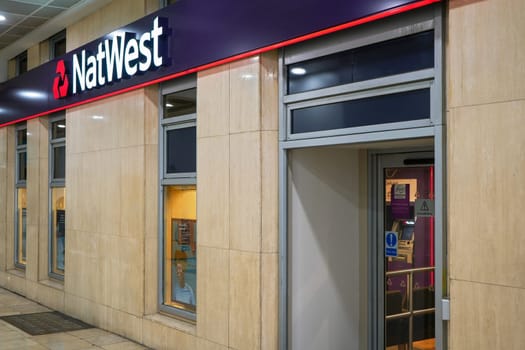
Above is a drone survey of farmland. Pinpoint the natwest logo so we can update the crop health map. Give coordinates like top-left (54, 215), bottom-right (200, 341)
top-left (71, 16), bottom-right (166, 95)
top-left (53, 60), bottom-right (69, 99)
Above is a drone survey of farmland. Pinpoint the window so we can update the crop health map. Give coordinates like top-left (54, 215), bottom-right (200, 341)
top-left (16, 51), bottom-right (28, 75)
top-left (49, 115), bottom-right (66, 279)
top-left (50, 30), bottom-right (66, 59)
top-left (160, 76), bottom-right (197, 320)
top-left (15, 123), bottom-right (27, 268)
top-left (284, 26), bottom-right (437, 139)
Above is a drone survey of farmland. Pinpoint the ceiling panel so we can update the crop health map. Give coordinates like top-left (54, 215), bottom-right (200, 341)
top-left (1, 1), bottom-right (41, 15)
top-left (0, 0), bottom-right (86, 54)
top-left (50, 0), bottom-right (83, 8)
top-left (33, 6), bottom-right (65, 18)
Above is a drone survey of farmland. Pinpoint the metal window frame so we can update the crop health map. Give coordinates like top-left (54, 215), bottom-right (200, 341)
top-left (278, 4), bottom-right (445, 350)
top-left (158, 75), bottom-right (197, 321)
top-left (48, 113), bottom-right (66, 280)
top-left (14, 123), bottom-right (27, 269)
top-left (49, 30), bottom-right (66, 59)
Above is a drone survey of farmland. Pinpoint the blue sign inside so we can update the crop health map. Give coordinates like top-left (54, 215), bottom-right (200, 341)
top-left (385, 231), bottom-right (398, 257)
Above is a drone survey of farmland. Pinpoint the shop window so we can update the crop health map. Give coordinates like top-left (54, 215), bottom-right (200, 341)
top-left (50, 30), bottom-right (66, 59)
top-left (160, 77), bottom-right (197, 320)
top-left (49, 115), bottom-right (66, 279)
top-left (15, 123), bottom-right (27, 268)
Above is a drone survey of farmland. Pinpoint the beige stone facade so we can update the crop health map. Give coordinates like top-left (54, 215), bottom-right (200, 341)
top-left (1, 0), bottom-right (524, 349)
top-left (447, 0), bottom-right (525, 349)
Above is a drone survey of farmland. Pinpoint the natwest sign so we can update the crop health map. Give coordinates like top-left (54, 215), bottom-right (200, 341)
top-left (67, 16), bottom-right (165, 97)
top-left (0, 0), bottom-right (440, 127)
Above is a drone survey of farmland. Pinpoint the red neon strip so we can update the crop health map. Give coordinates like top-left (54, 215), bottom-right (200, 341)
top-left (0, 0), bottom-right (440, 128)
top-left (430, 165), bottom-right (435, 286)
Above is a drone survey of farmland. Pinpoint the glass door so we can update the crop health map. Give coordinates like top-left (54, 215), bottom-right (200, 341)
top-left (380, 152), bottom-right (436, 350)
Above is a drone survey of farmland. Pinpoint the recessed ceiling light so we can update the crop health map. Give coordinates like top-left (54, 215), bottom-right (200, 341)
top-left (57, 124), bottom-right (66, 128)
top-left (290, 67), bottom-right (306, 75)
top-left (0, 15), bottom-right (6, 22)
top-left (166, 103), bottom-right (174, 107)
top-left (92, 115), bottom-right (104, 120)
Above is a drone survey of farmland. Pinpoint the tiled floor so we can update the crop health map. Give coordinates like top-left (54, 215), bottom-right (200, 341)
top-left (0, 287), bottom-right (149, 350)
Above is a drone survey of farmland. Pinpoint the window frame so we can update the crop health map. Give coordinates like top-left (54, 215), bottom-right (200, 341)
top-left (282, 11), bottom-right (440, 142)
top-left (48, 113), bottom-right (66, 280)
top-left (158, 74), bottom-right (197, 321)
top-left (14, 123), bottom-right (27, 269)
top-left (49, 30), bottom-right (67, 59)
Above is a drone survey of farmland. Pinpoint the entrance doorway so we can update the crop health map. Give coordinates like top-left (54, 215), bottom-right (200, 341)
top-left (376, 152), bottom-right (436, 350)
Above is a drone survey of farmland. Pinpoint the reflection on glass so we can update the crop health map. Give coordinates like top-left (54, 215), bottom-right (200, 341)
top-left (384, 166), bottom-right (435, 350)
top-left (164, 185), bottom-right (197, 312)
top-left (163, 88), bottom-right (197, 118)
top-left (18, 151), bottom-right (27, 181)
top-left (17, 128), bottom-right (27, 145)
top-left (166, 126), bottom-right (196, 174)
top-left (51, 187), bottom-right (66, 275)
top-left (53, 146), bottom-right (66, 179)
top-left (16, 188), bottom-right (27, 266)
top-left (51, 120), bottom-right (66, 139)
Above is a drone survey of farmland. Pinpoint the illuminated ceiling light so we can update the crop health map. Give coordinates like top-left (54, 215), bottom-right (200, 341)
top-left (18, 90), bottom-right (46, 99)
top-left (92, 115), bottom-right (104, 120)
top-left (165, 103), bottom-right (174, 107)
top-left (0, 15), bottom-right (6, 21)
top-left (241, 73), bottom-right (255, 79)
top-left (290, 67), bottom-right (306, 75)
top-left (57, 124), bottom-right (66, 128)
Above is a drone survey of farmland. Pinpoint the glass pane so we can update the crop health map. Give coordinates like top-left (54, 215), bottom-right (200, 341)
top-left (287, 30), bottom-right (434, 94)
top-left (164, 185), bottom-right (197, 313)
top-left (18, 151), bottom-right (27, 182)
top-left (16, 188), bottom-right (27, 266)
top-left (166, 126), bottom-right (196, 173)
top-left (52, 120), bottom-right (66, 139)
top-left (16, 128), bottom-right (27, 145)
top-left (53, 146), bottom-right (66, 179)
top-left (291, 88), bottom-right (430, 134)
top-left (384, 165), bottom-right (435, 350)
top-left (164, 88), bottom-right (197, 118)
top-left (53, 37), bottom-right (67, 57)
top-left (51, 187), bottom-right (66, 275)
top-left (17, 52), bottom-right (27, 75)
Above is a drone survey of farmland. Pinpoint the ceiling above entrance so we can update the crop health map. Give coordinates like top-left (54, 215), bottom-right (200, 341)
top-left (0, 0), bottom-right (84, 50)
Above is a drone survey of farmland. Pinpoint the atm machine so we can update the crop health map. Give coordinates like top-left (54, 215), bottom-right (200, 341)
top-left (392, 219), bottom-right (415, 264)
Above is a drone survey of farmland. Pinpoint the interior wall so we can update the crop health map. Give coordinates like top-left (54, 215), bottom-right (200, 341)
top-left (447, 0), bottom-right (525, 349)
top-left (288, 147), bottom-right (367, 350)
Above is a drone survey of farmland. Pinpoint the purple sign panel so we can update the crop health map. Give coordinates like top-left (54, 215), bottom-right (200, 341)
top-left (0, 0), bottom-right (439, 126)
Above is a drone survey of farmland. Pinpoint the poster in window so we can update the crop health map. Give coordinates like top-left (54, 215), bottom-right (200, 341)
top-left (171, 218), bottom-right (196, 308)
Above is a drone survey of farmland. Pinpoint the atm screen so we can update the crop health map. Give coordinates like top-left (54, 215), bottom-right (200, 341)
top-left (401, 223), bottom-right (415, 240)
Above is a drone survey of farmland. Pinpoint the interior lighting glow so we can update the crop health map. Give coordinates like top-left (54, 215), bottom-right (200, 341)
top-left (92, 115), bottom-right (104, 120)
top-left (0, 15), bottom-right (6, 21)
top-left (57, 124), bottom-right (66, 128)
top-left (290, 67), bottom-right (306, 75)
top-left (166, 103), bottom-right (174, 107)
